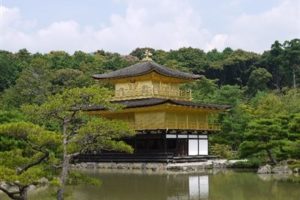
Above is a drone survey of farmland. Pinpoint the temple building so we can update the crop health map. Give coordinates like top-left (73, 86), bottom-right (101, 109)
top-left (81, 52), bottom-right (229, 162)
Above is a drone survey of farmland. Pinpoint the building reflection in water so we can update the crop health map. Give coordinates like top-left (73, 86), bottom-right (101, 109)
top-left (167, 175), bottom-right (209, 200)
top-left (66, 172), bottom-right (210, 200)
top-left (189, 175), bottom-right (209, 199)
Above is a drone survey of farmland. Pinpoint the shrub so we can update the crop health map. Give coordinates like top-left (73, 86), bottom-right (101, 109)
top-left (229, 158), bottom-right (262, 169)
top-left (210, 143), bottom-right (235, 159)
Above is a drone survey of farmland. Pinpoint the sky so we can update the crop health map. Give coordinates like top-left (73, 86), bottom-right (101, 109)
top-left (0, 0), bottom-right (299, 54)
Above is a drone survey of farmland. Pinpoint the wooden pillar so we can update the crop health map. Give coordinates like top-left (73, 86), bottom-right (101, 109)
top-left (175, 132), bottom-right (178, 156)
top-left (197, 133), bottom-right (200, 156)
top-left (134, 136), bottom-right (137, 153)
top-left (163, 133), bottom-right (167, 153)
top-left (187, 114), bottom-right (189, 129)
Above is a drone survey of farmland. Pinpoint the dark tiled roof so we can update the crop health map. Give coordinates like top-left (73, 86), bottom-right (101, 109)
top-left (86, 98), bottom-right (230, 111)
top-left (92, 61), bottom-right (201, 80)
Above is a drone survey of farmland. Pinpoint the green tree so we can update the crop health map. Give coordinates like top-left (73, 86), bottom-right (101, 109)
top-left (0, 122), bottom-right (61, 200)
top-left (50, 68), bottom-right (92, 94)
top-left (0, 51), bottom-right (19, 92)
top-left (213, 85), bottom-right (244, 106)
top-left (152, 49), bottom-right (169, 64)
top-left (206, 49), bottom-right (260, 86)
top-left (189, 77), bottom-right (218, 103)
top-left (259, 39), bottom-right (300, 90)
top-left (101, 52), bottom-right (135, 71)
top-left (246, 67), bottom-right (272, 96)
top-left (168, 47), bottom-right (207, 74)
top-left (239, 118), bottom-right (288, 164)
top-left (14, 49), bottom-right (32, 72)
top-left (210, 87), bottom-right (244, 150)
top-left (260, 40), bottom-right (285, 90)
top-left (237, 91), bottom-right (300, 163)
top-left (47, 51), bottom-right (73, 70)
top-left (130, 47), bottom-right (155, 60)
top-left (206, 49), bottom-right (225, 63)
top-left (72, 51), bottom-right (107, 75)
top-left (0, 110), bottom-right (25, 124)
top-left (281, 89), bottom-right (300, 114)
top-left (2, 57), bottom-right (52, 108)
top-left (283, 39), bottom-right (300, 88)
top-left (215, 104), bottom-right (249, 151)
top-left (287, 114), bottom-right (300, 159)
top-left (190, 78), bottom-right (245, 151)
top-left (210, 143), bottom-right (234, 159)
top-left (23, 86), bottom-right (135, 200)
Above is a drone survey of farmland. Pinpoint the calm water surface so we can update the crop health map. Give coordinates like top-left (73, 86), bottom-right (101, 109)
top-left (2, 170), bottom-right (300, 200)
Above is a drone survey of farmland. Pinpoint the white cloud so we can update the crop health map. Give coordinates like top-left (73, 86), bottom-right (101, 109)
top-left (0, 0), bottom-right (299, 54)
top-left (0, 6), bottom-right (34, 51)
top-left (205, 34), bottom-right (229, 51)
top-left (90, 0), bottom-right (211, 53)
top-left (0, 1), bottom-right (213, 54)
top-left (0, 6), bottom-right (21, 30)
top-left (222, 0), bottom-right (300, 52)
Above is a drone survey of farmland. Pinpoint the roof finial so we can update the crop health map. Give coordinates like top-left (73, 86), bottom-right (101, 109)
top-left (142, 49), bottom-right (153, 61)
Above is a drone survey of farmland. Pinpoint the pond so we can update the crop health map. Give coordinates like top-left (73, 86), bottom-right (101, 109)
top-left (2, 170), bottom-right (300, 200)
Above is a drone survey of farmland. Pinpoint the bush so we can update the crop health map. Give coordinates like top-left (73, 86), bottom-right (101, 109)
top-left (287, 159), bottom-right (300, 170)
top-left (210, 143), bottom-right (235, 159)
top-left (229, 158), bottom-right (262, 169)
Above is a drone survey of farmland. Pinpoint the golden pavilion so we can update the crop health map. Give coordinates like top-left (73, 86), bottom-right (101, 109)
top-left (84, 52), bottom-right (229, 162)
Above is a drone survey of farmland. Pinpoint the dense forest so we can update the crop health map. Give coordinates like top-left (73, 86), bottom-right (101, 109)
top-left (0, 39), bottom-right (300, 164)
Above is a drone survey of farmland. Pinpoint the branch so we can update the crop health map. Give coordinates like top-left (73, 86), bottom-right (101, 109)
top-left (64, 110), bottom-right (78, 124)
top-left (12, 182), bottom-right (22, 187)
top-left (47, 110), bottom-right (65, 122)
top-left (66, 127), bottom-right (80, 142)
top-left (16, 141), bottom-right (50, 174)
top-left (69, 152), bottom-right (80, 158)
top-left (51, 164), bottom-right (62, 169)
top-left (17, 151), bottom-right (49, 175)
top-left (70, 110), bottom-right (78, 120)
top-left (0, 186), bottom-right (19, 199)
top-left (20, 185), bottom-right (29, 194)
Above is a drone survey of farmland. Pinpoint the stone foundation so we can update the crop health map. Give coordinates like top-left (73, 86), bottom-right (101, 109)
top-left (72, 159), bottom-right (233, 173)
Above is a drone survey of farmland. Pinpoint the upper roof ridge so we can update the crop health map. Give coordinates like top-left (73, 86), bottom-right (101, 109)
top-left (92, 60), bottom-right (201, 80)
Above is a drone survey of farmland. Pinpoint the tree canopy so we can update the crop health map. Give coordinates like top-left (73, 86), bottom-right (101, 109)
top-left (0, 38), bottom-right (299, 199)
top-left (0, 122), bottom-right (61, 200)
top-left (22, 86), bottom-right (135, 200)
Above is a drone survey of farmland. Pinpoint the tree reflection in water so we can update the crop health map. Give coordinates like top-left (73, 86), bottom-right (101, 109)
top-left (5, 171), bottom-right (300, 200)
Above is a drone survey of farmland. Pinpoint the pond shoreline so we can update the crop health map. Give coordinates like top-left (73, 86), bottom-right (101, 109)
top-left (72, 159), bottom-right (250, 173)
top-left (72, 159), bottom-right (300, 175)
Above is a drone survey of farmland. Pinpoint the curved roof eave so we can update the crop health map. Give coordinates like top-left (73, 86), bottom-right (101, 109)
top-left (92, 61), bottom-right (201, 80)
top-left (85, 98), bottom-right (231, 111)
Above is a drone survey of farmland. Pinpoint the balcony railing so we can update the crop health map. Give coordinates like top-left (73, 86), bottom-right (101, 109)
top-left (127, 120), bottom-right (221, 131)
top-left (113, 87), bottom-right (192, 101)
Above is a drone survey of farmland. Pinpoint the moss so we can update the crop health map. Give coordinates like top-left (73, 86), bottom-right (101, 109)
top-left (287, 159), bottom-right (300, 170)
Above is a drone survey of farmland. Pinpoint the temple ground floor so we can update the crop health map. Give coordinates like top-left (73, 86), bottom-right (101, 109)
top-left (125, 132), bottom-right (209, 156)
top-left (75, 132), bottom-right (217, 163)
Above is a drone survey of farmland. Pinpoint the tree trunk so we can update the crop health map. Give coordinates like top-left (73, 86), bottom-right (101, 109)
top-left (19, 187), bottom-right (28, 200)
top-left (57, 156), bottom-right (70, 200)
top-left (266, 149), bottom-right (277, 165)
top-left (57, 121), bottom-right (70, 200)
top-left (292, 68), bottom-right (296, 88)
top-left (0, 186), bottom-right (28, 200)
top-left (275, 68), bottom-right (280, 90)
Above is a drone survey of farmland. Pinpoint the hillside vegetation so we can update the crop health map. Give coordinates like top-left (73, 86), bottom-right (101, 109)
top-left (0, 39), bottom-right (299, 164)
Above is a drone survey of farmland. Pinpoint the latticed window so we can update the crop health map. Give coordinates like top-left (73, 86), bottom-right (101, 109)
top-left (128, 83), bottom-right (136, 90)
top-left (141, 85), bottom-right (150, 95)
top-left (118, 88), bottom-right (124, 97)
